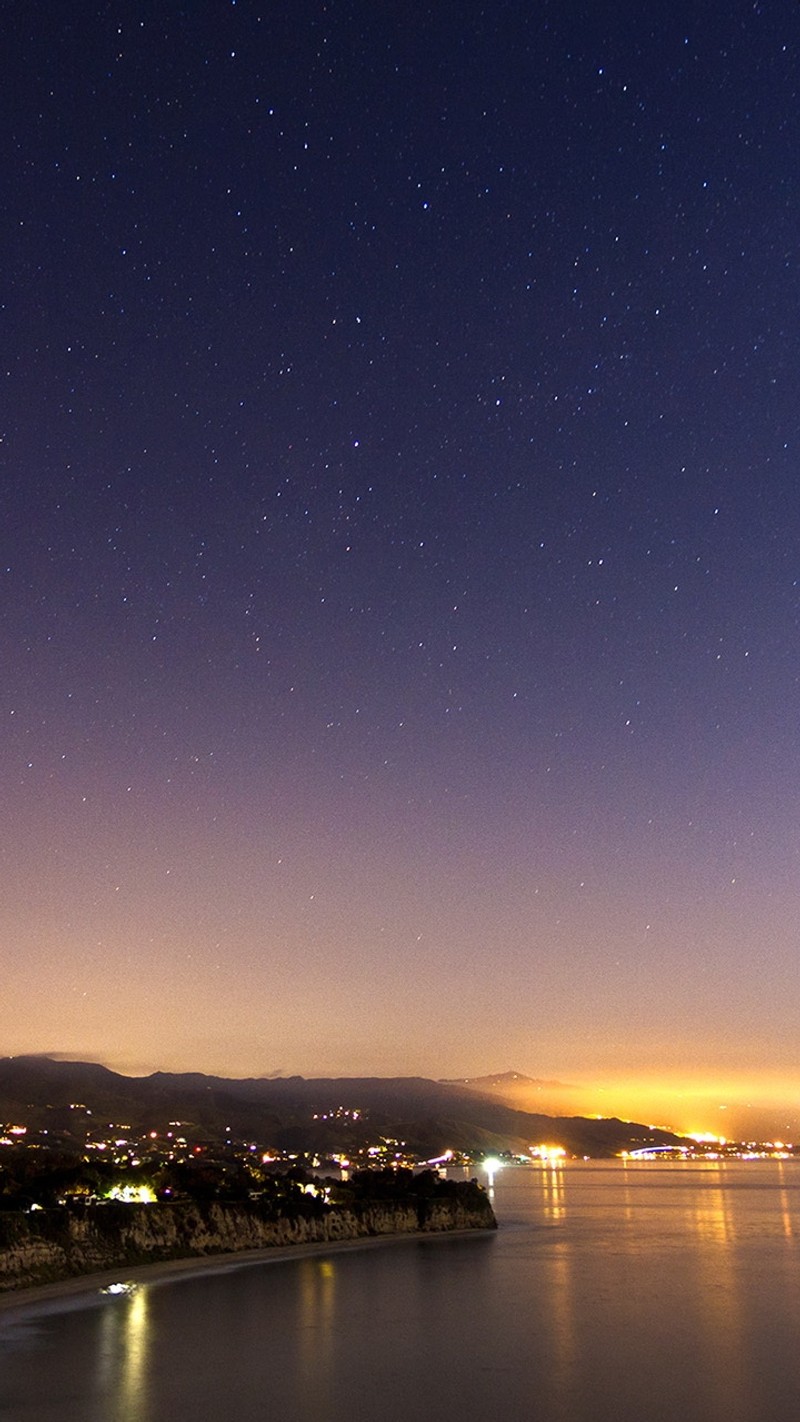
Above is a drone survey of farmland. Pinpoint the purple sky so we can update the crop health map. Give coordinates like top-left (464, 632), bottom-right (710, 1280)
top-left (4, 2), bottom-right (800, 1134)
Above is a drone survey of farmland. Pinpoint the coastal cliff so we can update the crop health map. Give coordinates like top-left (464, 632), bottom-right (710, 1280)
top-left (0, 1191), bottom-right (496, 1292)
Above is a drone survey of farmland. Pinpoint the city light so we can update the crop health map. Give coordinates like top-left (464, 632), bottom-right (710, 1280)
top-left (530, 1145), bottom-right (567, 1162)
top-left (106, 1185), bottom-right (157, 1205)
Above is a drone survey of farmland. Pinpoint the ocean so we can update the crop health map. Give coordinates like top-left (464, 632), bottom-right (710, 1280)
top-left (2, 1159), bottom-right (800, 1421)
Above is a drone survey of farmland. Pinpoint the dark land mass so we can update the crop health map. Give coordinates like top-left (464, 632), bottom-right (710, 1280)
top-left (0, 1169), bottom-right (496, 1293)
top-left (0, 1056), bottom-right (682, 1158)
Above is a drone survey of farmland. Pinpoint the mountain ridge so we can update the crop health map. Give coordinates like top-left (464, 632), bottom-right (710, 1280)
top-left (0, 1056), bottom-right (683, 1158)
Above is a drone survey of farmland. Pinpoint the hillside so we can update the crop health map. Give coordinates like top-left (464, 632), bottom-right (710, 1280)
top-left (0, 1056), bottom-right (684, 1158)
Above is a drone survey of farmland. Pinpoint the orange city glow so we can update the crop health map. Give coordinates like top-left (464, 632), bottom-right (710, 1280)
top-left (502, 1072), bottom-right (800, 1141)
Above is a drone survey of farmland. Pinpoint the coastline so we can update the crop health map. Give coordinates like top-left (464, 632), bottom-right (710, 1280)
top-left (0, 1225), bottom-right (495, 1319)
top-left (0, 1187), bottom-right (497, 1302)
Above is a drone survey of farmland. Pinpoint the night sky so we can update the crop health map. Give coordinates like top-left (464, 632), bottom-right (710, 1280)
top-left (4, 2), bottom-right (800, 1135)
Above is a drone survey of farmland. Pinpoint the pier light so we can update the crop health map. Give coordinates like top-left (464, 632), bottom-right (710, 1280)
top-left (482, 1157), bottom-right (503, 1188)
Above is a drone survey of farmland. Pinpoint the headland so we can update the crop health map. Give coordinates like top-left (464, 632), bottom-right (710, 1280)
top-left (0, 1174), bottom-right (496, 1296)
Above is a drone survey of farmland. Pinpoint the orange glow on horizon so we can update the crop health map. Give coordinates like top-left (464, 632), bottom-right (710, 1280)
top-left (488, 1067), bottom-right (800, 1141)
top-left (524, 1071), bottom-right (800, 1139)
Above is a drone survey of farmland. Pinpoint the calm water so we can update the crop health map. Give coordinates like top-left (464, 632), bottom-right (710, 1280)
top-left (2, 1160), bottom-right (800, 1422)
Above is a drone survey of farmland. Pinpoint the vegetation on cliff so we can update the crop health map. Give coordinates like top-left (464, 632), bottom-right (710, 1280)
top-left (0, 1167), bottom-right (496, 1292)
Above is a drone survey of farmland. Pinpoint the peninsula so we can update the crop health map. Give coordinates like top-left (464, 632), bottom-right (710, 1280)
top-left (0, 1169), bottom-right (496, 1293)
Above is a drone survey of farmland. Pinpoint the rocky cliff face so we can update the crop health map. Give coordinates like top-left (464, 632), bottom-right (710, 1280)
top-left (0, 1194), bottom-right (496, 1292)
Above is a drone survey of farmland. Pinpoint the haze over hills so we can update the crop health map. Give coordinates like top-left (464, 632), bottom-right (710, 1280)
top-left (446, 1071), bottom-right (800, 1143)
top-left (444, 1072), bottom-right (666, 1127)
top-left (442, 1072), bottom-right (588, 1116)
top-left (0, 1057), bottom-right (684, 1159)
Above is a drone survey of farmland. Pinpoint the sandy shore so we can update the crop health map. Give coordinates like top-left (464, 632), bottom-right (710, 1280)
top-left (0, 1226), bottom-right (494, 1319)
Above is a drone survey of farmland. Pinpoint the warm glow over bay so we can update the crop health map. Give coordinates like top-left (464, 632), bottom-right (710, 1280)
top-left (489, 1071), bottom-right (800, 1141)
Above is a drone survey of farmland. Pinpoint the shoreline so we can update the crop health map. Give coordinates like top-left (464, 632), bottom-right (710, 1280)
top-left (0, 1226), bottom-right (494, 1319)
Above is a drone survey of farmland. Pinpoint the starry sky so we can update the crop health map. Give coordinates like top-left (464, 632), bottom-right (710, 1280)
top-left (4, 2), bottom-right (800, 1135)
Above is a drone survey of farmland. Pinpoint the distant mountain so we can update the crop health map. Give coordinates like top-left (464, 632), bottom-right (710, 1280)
top-left (0, 1056), bottom-right (684, 1158)
top-left (445, 1072), bottom-right (558, 1086)
top-left (442, 1070), bottom-right (576, 1093)
top-left (442, 1070), bottom-right (591, 1118)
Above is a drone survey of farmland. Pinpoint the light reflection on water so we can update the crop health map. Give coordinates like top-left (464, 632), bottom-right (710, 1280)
top-left (536, 1155), bottom-right (566, 1220)
top-left (777, 1160), bottom-right (795, 1239)
top-left (2, 1161), bottom-right (800, 1421)
top-left (296, 1256), bottom-right (337, 1412)
top-left (96, 1286), bottom-right (150, 1422)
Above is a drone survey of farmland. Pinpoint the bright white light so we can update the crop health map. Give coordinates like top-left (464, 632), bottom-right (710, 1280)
top-left (531, 1144), bottom-right (566, 1162)
top-left (106, 1184), bottom-right (156, 1204)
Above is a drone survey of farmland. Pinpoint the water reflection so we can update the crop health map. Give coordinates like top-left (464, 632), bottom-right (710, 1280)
top-left (297, 1255), bottom-right (337, 1405)
top-left (692, 1163), bottom-right (735, 1244)
top-left (501, 1161), bottom-right (800, 1422)
top-left (619, 1154), bottom-right (635, 1222)
top-left (97, 1285), bottom-right (150, 1422)
top-left (532, 1155), bottom-right (567, 1220)
top-left (5, 1163), bottom-right (800, 1422)
top-left (544, 1237), bottom-right (577, 1395)
top-left (685, 1167), bottom-right (748, 1422)
top-left (777, 1161), bottom-right (794, 1239)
